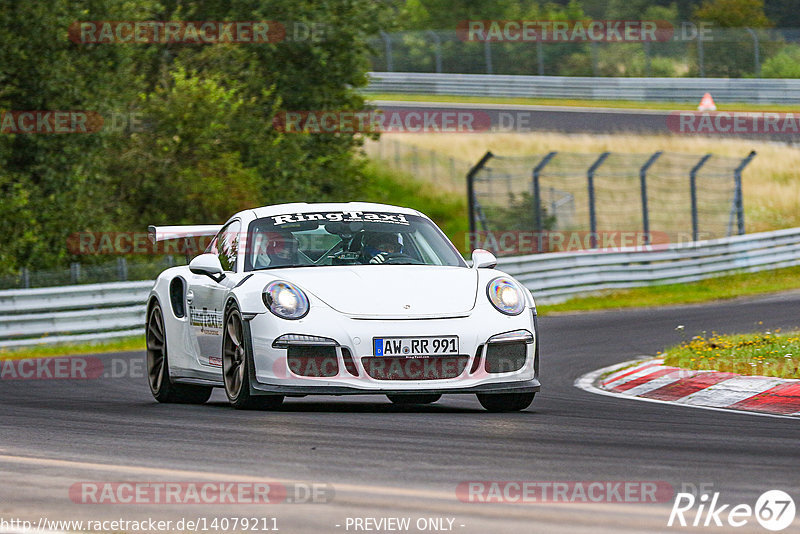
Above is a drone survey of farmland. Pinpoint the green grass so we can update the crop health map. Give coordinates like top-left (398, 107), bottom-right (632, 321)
top-left (359, 160), bottom-right (469, 251)
top-left (0, 336), bottom-right (144, 360)
top-left (537, 265), bottom-right (800, 315)
top-left (365, 92), bottom-right (800, 112)
top-left (661, 330), bottom-right (800, 379)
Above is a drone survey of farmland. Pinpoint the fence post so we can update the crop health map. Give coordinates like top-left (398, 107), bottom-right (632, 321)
top-left (733, 151), bottom-right (757, 235)
top-left (466, 151), bottom-right (495, 240)
top-left (380, 31), bottom-right (393, 72)
top-left (427, 30), bottom-right (443, 73)
top-left (537, 41), bottom-right (545, 75)
top-left (532, 152), bottom-right (557, 235)
top-left (689, 154), bottom-right (712, 242)
top-left (70, 262), bottom-right (81, 284)
top-left (639, 151), bottom-right (662, 245)
top-left (744, 27), bottom-right (760, 77)
top-left (591, 42), bottom-right (599, 76)
top-left (484, 40), bottom-right (493, 74)
top-left (117, 257), bottom-right (128, 281)
top-left (587, 152), bottom-right (610, 248)
top-left (21, 268), bottom-right (30, 289)
top-left (644, 41), bottom-right (651, 77)
top-left (697, 32), bottom-right (705, 77)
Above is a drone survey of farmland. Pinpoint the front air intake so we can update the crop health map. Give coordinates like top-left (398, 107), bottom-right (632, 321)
top-left (484, 342), bottom-right (527, 373)
top-left (287, 346), bottom-right (339, 377)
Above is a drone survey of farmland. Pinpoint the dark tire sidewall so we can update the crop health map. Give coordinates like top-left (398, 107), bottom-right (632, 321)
top-left (477, 392), bottom-right (535, 412)
top-left (147, 303), bottom-right (172, 401)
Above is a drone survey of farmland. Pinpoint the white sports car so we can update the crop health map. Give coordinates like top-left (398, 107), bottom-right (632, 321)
top-left (146, 202), bottom-right (540, 411)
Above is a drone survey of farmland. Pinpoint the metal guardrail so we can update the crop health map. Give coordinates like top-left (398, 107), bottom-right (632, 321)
top-left (367, 72), bottom-right (800, 104)
top-left (0, 281), bottom-right (151, 348)
top-left (1, 227), bottom-right (799, 348)
top-left (498, 227), bottom-right (800, 302)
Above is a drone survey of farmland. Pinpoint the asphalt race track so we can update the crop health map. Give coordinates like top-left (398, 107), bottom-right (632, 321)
top-left (374, 100), bottom-right (671, 135)
top-left (2, 291), bottom-right (800, 533)
top-left (373, 100), bottom-right (800, 142)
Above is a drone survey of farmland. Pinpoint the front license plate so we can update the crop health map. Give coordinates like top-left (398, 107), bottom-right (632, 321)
top-left (373, 336), bottom-right (459, 357)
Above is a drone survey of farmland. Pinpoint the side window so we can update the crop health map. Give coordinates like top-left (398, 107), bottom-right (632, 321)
top-left (216, 220), bottom-right (241, 272)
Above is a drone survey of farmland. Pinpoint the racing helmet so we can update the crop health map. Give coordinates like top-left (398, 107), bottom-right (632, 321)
top-left (265, 232), bottom-right (299, 266)
top-left (362, 232), bottom-right (403, 260)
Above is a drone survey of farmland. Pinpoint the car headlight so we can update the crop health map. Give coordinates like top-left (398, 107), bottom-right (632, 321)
top-left (487, 277), bottom-right (526, 316)
top-left (262, 281), bottom-right (309, 320)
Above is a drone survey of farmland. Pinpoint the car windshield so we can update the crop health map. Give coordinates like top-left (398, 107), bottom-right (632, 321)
top-left (244, 211), bottom-right (466, 270)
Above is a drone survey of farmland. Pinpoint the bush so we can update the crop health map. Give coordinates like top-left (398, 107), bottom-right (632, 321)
top-left (761, 45), bottom-right (800, 78)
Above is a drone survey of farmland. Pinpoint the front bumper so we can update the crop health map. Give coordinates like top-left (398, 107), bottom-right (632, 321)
top-left (245, 304), bottom-right (540, 395)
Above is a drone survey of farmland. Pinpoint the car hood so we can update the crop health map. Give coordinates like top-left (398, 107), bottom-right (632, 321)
top-left (275, 266), bottom-right (478, 318)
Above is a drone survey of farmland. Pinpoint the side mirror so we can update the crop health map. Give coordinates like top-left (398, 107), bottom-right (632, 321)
top-left (189, 253), bottom-right (225, 281)
top-left (471, 249), bottom-right (497, 269)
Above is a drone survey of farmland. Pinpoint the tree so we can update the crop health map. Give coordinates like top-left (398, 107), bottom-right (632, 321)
top-left (691, 0), bottom-right (773, 77)
top-left (0, 0), bottom-right (153, 272)
top-left (694, 0), bottom-right (771, 27)
top-left (0, 0), bottom-right (391, 273)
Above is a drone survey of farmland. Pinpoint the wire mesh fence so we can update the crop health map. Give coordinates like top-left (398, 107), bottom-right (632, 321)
top-left (0, 256), bottom-right (183, 290)
top-left (363, 137), bottom-right (473, 193)
top-left (369, 28), bottom-right (800, 78)
top-left (467, 150), bottom-right (756, 255)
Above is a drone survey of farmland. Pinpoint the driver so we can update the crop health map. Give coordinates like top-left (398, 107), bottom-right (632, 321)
top-left (263, 232), bottom-right (299, 267)
top-left (362, 232), bottom-right (403, 264)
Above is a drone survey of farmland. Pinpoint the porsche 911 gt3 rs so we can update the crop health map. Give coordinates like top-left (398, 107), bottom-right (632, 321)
top-left (146, 202), bottom-right (540, 411)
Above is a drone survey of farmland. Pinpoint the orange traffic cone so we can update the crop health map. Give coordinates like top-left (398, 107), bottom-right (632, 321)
top-left (698, 92), bottom-right (717, 111)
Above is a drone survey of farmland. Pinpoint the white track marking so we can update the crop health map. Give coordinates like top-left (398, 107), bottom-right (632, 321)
top-left (602, 362), bottom-right (670, 388)
top-left (676, 377), bottom-right (786, 407)
top-left (601, 359), bottom-right (663, 386)
top-left (0, 453), bottom-right (673, 520)
top-left (621, 371), bottom-right (688, 396)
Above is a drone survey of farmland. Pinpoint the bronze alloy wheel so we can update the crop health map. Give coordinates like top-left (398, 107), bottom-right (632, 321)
top-left (146, 302), bottom-right (212, 404)
top-left (222, 305), bottom-right (283, 410)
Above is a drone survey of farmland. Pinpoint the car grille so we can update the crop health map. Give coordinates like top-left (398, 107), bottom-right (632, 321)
top-left (484, 342), bottom-right (527, 373)
top-left (361, 356), bottom-right (469, 380)
top-left (287, 346), bottom-right (339, 377)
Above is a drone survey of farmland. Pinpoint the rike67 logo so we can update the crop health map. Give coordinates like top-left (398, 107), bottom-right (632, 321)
top-left (668, 489), bottom-right (795, 531)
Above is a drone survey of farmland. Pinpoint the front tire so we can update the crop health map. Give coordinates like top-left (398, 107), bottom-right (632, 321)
top-left (386, 394), bottom-right (442, 405)
top-left (222, 305), bottom-right (284, 410)
top-left (476, 392), bottom-right (535, 412)
top-left (146, 302), bottom-right (212, 404)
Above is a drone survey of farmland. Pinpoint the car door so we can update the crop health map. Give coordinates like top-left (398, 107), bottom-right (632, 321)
top-left (188, 219), bottom-right (241, 368)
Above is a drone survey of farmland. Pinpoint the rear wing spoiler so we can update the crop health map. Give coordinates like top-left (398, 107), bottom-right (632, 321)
top-left (147, 225), bottom-right (223, 244)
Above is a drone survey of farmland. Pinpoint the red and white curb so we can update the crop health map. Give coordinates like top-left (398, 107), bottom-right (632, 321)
top-left (575, 358), bottom-right (800, 419)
